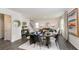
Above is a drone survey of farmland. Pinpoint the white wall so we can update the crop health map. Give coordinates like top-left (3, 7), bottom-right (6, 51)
top-left (69, 34), bottom-right (79, 49)
top-left (0, 8), bottom-right (26, 42)
top-left (59, 15), bottom-right (69, 40)
top-left (67, 8), bottom-right (79, 49)
top-left (59, 8), bottom-right (79, 49)
top-left (59, 18), bottom-right (65, 36)
top-left (34, 18), bottom-right (60, 29)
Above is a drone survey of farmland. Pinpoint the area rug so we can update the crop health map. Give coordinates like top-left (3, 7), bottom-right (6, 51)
top-left (18, 37), bottom-right (59, 50)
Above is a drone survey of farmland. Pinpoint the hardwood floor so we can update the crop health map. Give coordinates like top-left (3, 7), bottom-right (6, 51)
top-left (57, 35), bottom-right (77, 50)
top-left (0, 38), bottom-right (27, 50)
top-left (0, 35), bottom-right (77, 50)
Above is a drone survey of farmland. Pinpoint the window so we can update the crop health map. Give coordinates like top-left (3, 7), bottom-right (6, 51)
top-left (35, 22), bottom-right (39, 28)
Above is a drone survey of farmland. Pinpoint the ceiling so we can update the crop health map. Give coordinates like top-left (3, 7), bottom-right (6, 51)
top-left (10, 8), bottom-right (66, 19)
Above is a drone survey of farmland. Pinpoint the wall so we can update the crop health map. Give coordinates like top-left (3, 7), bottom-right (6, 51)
top-left (59, 14), bottom-right (68, 40)
top-left (59, 8), bottom-right (79, 49)
top-left (0, 8), bottom-right (26, 42)
top-left (0, 14), bottom-right (4, 39)
top-left (67, 8), bottom-right (79, 49)
top-left (59, 17), bottom-right (65, 37)
top-left (60, 8), bottom-right (79, 49)
top-left (69, 34), bottom-right (79, 49)
top-left (34, 17), bottom-right (60, 29)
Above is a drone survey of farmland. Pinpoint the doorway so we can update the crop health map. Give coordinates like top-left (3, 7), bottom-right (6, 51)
top-left (0, 14), bottom-right (11, 41)
top-left (0, 14), bottom-right (4, 39)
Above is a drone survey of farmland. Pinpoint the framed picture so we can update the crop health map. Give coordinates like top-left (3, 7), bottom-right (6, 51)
top-left (68, 8), bottom-right (78, 36)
